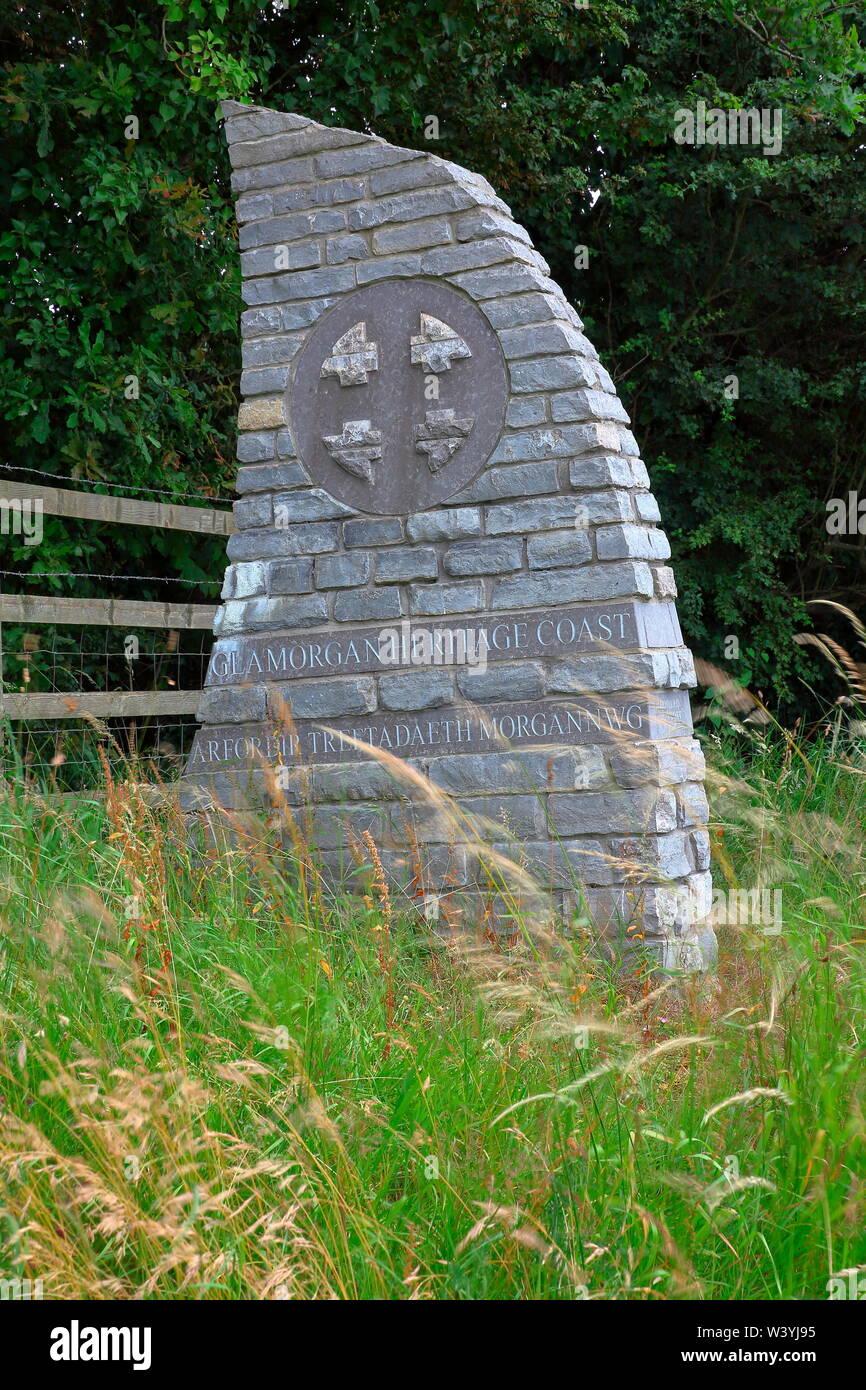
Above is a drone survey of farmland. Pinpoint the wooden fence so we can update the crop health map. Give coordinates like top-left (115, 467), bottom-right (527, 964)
top-left (0, 476), bottom-right (228, 727)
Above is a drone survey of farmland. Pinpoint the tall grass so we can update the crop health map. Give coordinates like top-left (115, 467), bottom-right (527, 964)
top-left (1, 719), bottom-right (865, 1300)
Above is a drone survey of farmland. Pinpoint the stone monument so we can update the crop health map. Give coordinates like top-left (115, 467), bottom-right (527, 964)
top-left (183, 99), bottom-right (715, 971)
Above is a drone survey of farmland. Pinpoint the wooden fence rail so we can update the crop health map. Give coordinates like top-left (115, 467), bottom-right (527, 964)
top-left (1, 474), bottom-right (223, 729)
top-left (0, 690), bottom-right (201, 719)
top-left (0, 594), bottom-right (218, 629)
top-left (0, 480), bottom-right (234, 535)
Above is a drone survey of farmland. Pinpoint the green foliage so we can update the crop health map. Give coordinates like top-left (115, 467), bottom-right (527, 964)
top-left (0, 1), bottom-right (275, 595)
top-left (1, 1), bottom-right (865, 710)
top-left (1, 727), bottom-right (865, 1297)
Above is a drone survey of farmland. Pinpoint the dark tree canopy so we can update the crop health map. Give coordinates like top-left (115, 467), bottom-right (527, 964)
top-left (1, 0), bottom-right (865, 711)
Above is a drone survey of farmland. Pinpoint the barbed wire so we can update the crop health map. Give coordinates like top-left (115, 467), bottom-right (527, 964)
top-left (0, 568), bottom-right (223, 588)
top-left (0, 464), bottom-right (226, 788)
top-left (1, 715), bottom-right (198, 790)
top-left (1, 625), bottom-right (209, 789)
top-left (0, 461), bottom-right (236, 505)
top-left (1, 625), bottom-right (211, 686)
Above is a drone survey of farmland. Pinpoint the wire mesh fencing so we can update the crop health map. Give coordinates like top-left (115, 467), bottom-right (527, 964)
top-left (0, 625), bottom-right (210, 792)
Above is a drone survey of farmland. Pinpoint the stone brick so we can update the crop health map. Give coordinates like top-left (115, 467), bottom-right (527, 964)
top-left (240, 306), bottom-right (282, 336)
top-left (233, 495), bottom-right (273, 530)
top-left (232, 594), bottom-right (328, 632)
top-left (274, 488), bottom-right (353, 523)
top-left (221, 561), bottom-right (267, 601)
top-left (369, 161), bottom-right (454, 196)
top-left (277, 299), bottom-right (333, 331)
top-left (316, 144), bottom-right (423, 179)
top-left (228, 123), bottom-right (367, 168)
top-left (630, 460), bottom-right (651, 489)
top-left (361, 843), bottom-right (472, 889)
top-left (308, 803), bottom-right (391, 850)
top-left (224, 108), bottom-right (298, 144)
top-left (550, 389), bottom-right (630, 424)
top-left (372, 218), bottom-right (452, 253)
top-left (457, 663), bottom-right (544, 702)
top-left (273, 179), bottom-right (364, 213)
top-left (560, 885), bottom-right (638, 937)
top-left (462, 795), bottom-right (546, 839)
top-left (593, 364), bottom-right (616, 393)
top-left (443, 538), bottom-right (522, 576)
top-left (491, 424), bottom-right (615, 465)
top-left (237, 398), bottom-right (285, 430)
top-left (270, 677), bottom-right (376, 720)
top-left (315, 552), bottom-right (372, 588)
top-left (526, 531), bottom-right (592, 569)
top-left (608, 739), bottom-right (706, 789)
top-left (635, 492), bottom-right (661, 523)
top-left (451, 264), bottom-right (560, 301)
top-left (226, 522), bottom-right (338, 562)
top-left (490, 563), bottom-right (654, 609)
top-left (654, 567), bottom-right (678, 599)
top-left (509, 355), bottom-right (597, 393)
top-left (236, 462), bottom-right (308, 495)
top-left (406, 508), bottom-right (481, 542)
top-left (571, 490), bottom-right (636, 524)
top-left (344, 517), bottom-right (404, 547)
top-left (410, 583), bottom-right (483, 616)
top-left (420, 240), bottom-right (516, 276)
top-left (197, 686), bottom-right (267, 724)
top-left (610, 832), bottom-right (693, 882)
top-left (312, 760), bottom-right (407, 803)
top-left (596, 525), bottom-right (671, 562)
top-left (427, 748), bottom-right (608, 795)
top-left (431, 887), bottom-right (554, 932)
top-left (211, 600), bottom-right (260, 635)
top-left (240, 365), bottom-right (291, 396)
top-left (568, 455), bottom-right (634, 490)
top-left (546, 649), bottom-right (695, 695)
top-left (429, 750), bottom-right (545, 794)
top-left (348, 185), bottom-right (475, 230)
top-left (238, 209), bottom-right (346, 248)
top-left (275, 522), bottom-right (341, 555)
top-left (481, 291), bottom-right (567, 330)
top-left (334, 588), bottom-right (403, 622)
top-left (691, 830), bottom-right (711, 872)
top-left (239, 243), bottom-right (321, 281)
top-left (676, 781), bottom-right (710, 828)
top-left (452, 461), bottom-right (559, 505)
top-left (506, 396), bottom-right (547, 427)
top-left (498, 322), bottom-right (588, 360)
top-left (326, 234), bottom-right (370, 264)
top-left (241, 336), bottom-right (303, 368)
top-left (512, 838), bottom-right (619, 887)
top-left (398, 802), bottom-right (469, 845)
top-left (230, 155), bottom-right (314, 194)
top-left (375, 547), bottom-right (438, 583)
top-left (486, 496), bottom-right (597, 535)
top-left (379, 670), bottom-right (455, 711)
top-left (268, 558), bottom-right (314, 594)
top-left (568, 747), bottom-right (614, 790)
top-left (241, 265), bottom-right (355, 306)
top-left (455, 209), bottom-right (533, 244)
top-left (548, 788), bottom-right (677, 838)
top-left (355, 254), bottom-right (422, 283)
top-left (236, 431), bottom-right (277, 463)
top-left (236, 192), bottom-right (273, 222)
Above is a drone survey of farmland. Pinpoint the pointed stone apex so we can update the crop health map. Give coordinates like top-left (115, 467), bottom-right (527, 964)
top-left (220, 100), bottom-right (316, 144)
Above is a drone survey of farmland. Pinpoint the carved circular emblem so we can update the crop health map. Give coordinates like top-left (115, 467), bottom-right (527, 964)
top-left (291, 279), bottom-right (508, 516)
